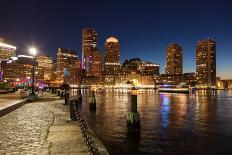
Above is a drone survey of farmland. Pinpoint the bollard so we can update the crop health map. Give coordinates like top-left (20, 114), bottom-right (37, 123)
top-left (60, 91), bottom-right (64, 98)
top-left (127, 91), bottom-right (140, 128)
top-left (77, 88), bottom-right (82, 103)
top-left (89, 91), bottom-right (96, 110)
top-left (69, 99), bottom-right (77, 121)
top-left (78, 95), bottom-right (82, 103)
top-left (64, 92), bottom-right (69, 105)
top-left (64, 93), bottom-right (68, 105)
top-left (131, 94), bottom-right (137, 113)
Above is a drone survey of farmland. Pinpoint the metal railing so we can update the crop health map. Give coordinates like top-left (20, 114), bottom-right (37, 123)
top-left (72, 101), bottom-right (100, 155)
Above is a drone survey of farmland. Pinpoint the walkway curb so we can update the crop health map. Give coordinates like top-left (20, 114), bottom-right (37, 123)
top-left (0, 99), bottom-right (29, 117)
top-left (88, 124), bottom-right (110, 155)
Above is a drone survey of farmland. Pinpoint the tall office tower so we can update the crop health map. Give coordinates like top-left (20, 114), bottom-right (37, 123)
top-left (56, 48), bottom-right (78, 84)
top-left (36, 55), bottom-right (53, 81)
top-left (166, 43), bottom-right (183, 75)
top-left (196, 38), bottom-right (216, 88)
top-left (82, 28), bottom-right (97, 76)
top-left (92, 51), bottom-right (102, 77)
top-left (104, 37), bottom-right (120, 75)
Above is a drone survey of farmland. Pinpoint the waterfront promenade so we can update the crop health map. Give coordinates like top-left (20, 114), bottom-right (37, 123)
top-left (0, 93), bottom-right (96, 155)
top-left (0, 91), bottom-right (23, 108)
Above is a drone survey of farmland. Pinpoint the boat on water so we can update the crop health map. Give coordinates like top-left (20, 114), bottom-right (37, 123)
top-left (158, 84), bottom-right (193, 94)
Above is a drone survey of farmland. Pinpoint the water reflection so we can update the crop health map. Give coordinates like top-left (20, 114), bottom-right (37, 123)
top-left (76, 89), bottom-right (232, 155)
top-left (160, 94), bottom-right (170, 128)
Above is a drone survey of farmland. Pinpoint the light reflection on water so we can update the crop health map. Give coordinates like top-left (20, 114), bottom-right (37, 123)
top-left (72, 89), bottom-right (232, 155)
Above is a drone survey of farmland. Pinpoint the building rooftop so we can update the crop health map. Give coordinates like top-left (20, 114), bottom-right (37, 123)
top-left (0, 42), bottom-right (16, 49)
top-left (106, 37), bottom-right (118, 43)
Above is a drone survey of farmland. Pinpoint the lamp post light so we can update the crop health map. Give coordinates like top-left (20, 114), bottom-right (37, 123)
top-left (29, 47), bottom-right (37, 96)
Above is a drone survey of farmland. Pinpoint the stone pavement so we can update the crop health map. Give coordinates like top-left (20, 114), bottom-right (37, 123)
top-left (0, 93), bottom-right (90, 155)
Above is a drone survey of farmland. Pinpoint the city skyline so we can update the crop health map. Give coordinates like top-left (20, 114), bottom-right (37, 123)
top-left (1, 0), bottom-right (232, 79)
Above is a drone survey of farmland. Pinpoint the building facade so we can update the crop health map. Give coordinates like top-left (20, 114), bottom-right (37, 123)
top-left (183, 72), bottom-right (196, 86)
top-left (36, 55), bottom-right (53, 81)
top-left (92, 51), bottom-right (102, 78)
top-left (166, 43), bottom-right (182, 75)
top-left (104, 37), bottom-right (120, 75)
top-left (0, 41), bottom-right (16, 81)
top-left (55, 48), bottom-right (79, 85)
top-left (0, 41), bottom-right (16, 61)
top-left (2, 55), bottom-right (44, 87)
top-left (196, 39), bottom-right (216, 88)
top-left (82, 28), bottom-right (97, 76)
top-left (141, 61), bottom-right (159, 76)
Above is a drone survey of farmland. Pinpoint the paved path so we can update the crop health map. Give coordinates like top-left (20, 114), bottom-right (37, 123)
top-left (0, 91), bottom-right (23, 107)
top-left (0, 93), bottom-right (90, 155)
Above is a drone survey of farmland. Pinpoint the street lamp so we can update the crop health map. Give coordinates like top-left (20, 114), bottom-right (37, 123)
top-left (29, 47), bottom-right (37, 95)
top-left (29, 47), bottom-right (37, 57)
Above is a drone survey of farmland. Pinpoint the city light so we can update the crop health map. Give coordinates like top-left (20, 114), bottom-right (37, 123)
top-left (0, 42), bottom-right (16, 49)
top-left (1, 1), bottom-right (232, 155)
top-left (29, 47), bottom-right (37, 57)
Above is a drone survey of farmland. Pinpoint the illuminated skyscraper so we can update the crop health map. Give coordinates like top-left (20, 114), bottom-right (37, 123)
top-left (92, 51), bottom-right (102, 77)
top-left (56, 48), bottom-right (78, 84)
top-left (82, 28), bottom-right (97, 76)
top-left (196, 38), bottom-right (216, 88)
top-left (104, 37), bottom-right (120, 75)
top-left (166, 43), bottom-right (183, 75)
top-left (36, 55), bottom-right (53, 81)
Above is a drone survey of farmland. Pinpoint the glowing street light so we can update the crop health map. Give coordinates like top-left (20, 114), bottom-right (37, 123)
top-left (29, 47), bottom-right (37, 57)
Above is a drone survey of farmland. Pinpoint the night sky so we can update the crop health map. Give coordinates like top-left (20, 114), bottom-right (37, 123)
top-left (1, 0), bottom-right (232, 78)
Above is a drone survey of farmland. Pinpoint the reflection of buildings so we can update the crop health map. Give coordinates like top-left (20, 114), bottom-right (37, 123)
top-left (196, 39), bottom-right (216, 88)
top-left (55, 48), bottom-right (80, 85)
top-left (36, 55), bottom-right (53, 81)
top-left (0, 41), bottom-right (16, 81)
top-left (82, 28), bottom-right (98, 77)
top-left (104, 37), bottom-right (120, 75)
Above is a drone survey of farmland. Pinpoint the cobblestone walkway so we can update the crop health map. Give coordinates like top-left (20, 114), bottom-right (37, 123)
top-left (0, 94), bottom-right (90, 155)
